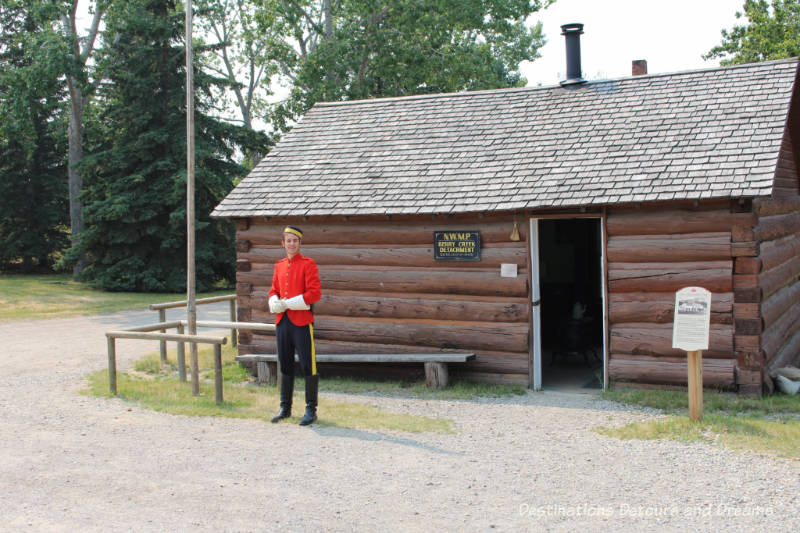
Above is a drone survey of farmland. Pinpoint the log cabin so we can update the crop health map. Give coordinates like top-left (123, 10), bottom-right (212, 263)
top-left (213, 51), bottom-right (800, 396)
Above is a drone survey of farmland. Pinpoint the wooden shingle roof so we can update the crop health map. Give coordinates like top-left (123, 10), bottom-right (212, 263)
top-left (213, 58), bottom-right (799, 218)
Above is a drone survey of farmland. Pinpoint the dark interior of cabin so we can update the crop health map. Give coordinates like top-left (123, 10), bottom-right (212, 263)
top-left (538, 218), bottom-right (604, 390)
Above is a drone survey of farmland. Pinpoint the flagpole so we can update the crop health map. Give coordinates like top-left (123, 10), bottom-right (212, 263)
top-left (185, 0), bottom-right (198, 394)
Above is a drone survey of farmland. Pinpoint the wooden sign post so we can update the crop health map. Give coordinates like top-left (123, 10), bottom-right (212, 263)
top-left (672, 287), bottom-right (712, 421)
top-left (686, 349), bottom-right (703, 422)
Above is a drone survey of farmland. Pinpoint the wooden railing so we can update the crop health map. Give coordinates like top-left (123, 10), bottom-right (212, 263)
top-left (105, 316), bottom-right (275, 405)
top-left (149, 294), bottom-right (238, 363)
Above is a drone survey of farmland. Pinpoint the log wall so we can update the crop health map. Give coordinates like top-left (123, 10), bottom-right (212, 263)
top-left (231, 195), bottom-right (799, 392)
top-left (235, 214), bottom-right (530, 384)
top-left (606, 201), bottom-right (745, 389)
top-left (754, 196), bottom-right (800, 393)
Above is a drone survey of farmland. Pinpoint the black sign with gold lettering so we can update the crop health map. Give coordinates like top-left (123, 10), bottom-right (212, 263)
top-left (433, 230), bottom-right (481, 261)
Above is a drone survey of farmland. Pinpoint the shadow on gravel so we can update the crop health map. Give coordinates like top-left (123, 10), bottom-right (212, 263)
top-left (313, 426), bottom-right (462, 456)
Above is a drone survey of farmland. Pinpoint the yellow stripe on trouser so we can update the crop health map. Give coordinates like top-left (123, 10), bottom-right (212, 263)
top-left (309, 323), bottom-right (316, 375)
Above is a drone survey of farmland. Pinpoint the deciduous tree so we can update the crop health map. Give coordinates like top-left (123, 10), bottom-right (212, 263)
top-left (197, 0), bottom-right (282, 166)
top-left (704, 0), bottom-right (800, 64)
top-left (257, 0), bottom-right (551, 131)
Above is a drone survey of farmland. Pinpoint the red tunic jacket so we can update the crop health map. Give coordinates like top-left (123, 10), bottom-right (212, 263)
top-left (268, 253), bottom-right (321, 326)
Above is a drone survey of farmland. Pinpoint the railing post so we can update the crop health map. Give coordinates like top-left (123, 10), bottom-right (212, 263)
top-left (158, 308), bottom-right (167, 363)
top-left (107, 336), bottom-right (117, 395)
top-left (229, 298), bottom-right (237, 347)
top-left (177, 323), bottom-right (186, 382)
top-left (214, 343), bottom-right (223, 404)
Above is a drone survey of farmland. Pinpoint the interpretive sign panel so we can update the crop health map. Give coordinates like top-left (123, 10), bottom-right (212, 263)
top-left (433, 231), bottom-right (481, 261)
top-left (672, 286), bottom-right (712, 351)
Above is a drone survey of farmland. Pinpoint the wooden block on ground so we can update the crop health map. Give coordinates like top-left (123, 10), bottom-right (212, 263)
top-left (425, 362), bottom-right (448, 388)
top-left (257, 361), bottom-right (278, 386)
top-left (735, 368), bottom-right (762, 385)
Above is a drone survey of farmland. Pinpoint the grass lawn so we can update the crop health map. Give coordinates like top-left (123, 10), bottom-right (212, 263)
top-left (598, 387), bottom-right (800, 462)
top-left (82, 344), bottom-right (528, 433)
top-left (0, 274), bottom-right (232, 321)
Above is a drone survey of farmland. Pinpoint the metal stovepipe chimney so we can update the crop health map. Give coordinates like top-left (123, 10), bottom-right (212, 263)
top-left (560, 23), bottom-right (586, 87)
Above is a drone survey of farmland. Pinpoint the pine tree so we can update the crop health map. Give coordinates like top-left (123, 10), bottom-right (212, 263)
top-left (71, 0), bottom-right (268, 291)
top-left (0, 0), bottom-right (69, 271)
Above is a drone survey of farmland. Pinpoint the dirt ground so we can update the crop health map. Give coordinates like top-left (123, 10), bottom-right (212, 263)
top-left (1, 306), bottom-right (799, 532)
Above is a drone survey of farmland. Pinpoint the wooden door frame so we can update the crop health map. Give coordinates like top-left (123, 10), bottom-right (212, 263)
top-left (528, 214), bottom-right (609, 390)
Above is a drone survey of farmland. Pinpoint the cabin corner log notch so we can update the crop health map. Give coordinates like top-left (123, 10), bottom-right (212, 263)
top-left (235, 239), bottom-right (252, 252)
top-left (753, 196), bottom-right (800, 386)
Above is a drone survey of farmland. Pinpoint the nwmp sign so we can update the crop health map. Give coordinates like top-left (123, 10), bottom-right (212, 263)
top-left (433, 231), bottom-right (480, 261)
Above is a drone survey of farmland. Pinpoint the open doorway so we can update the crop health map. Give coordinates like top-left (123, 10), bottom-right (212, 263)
top-left (532, 218), bottom-right (604, 391)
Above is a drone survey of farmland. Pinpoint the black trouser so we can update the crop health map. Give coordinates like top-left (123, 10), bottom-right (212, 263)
top-left (276, 315), bottom-right (316, 377)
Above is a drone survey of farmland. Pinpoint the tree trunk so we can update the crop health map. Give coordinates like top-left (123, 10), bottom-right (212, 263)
top-left (322, 0), bottom-right (337, 99)
top-left (67, 80), bottom-right (88, 278)
top-left (323, 0), bottom-right (333, 39)
top-left (63, 1), bottom-right (107, 279)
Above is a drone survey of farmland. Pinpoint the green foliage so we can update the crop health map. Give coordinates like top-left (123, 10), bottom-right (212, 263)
top-left (1, 0), bottom-right (549, 279)
top-left (595, 414), bottom-right (800, 461)
top-left (262, 0), bottom-right (551, 130)
top-left (705, 0), bottom-right (800, 65)
top-left (0, 0), bottom-right (70, 271)
top-left (194, 0), bottom-right (281, 167)
top-left (599, 387), bottom-right (800, 460)
top-left (68, 0), bottom-right (270, 291)
top-left (603, 386), bottom-right (800, 417)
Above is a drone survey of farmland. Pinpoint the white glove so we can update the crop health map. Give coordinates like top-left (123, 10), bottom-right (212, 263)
top-left (269, 295), bottom-right (288, 314)
top-left (284, 294), bottom-right (311, 310)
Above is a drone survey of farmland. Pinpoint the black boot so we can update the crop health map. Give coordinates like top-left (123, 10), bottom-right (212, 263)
top-left (299, 375), bottom-right (318, 426)
top-left (271, 373), bottom-right (294, 423)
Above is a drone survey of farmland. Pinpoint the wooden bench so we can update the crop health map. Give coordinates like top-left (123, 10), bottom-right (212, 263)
top-left (235, 353), bottom-right (475, 388)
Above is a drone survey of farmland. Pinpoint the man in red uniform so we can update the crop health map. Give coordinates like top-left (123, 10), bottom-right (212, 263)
top-left (268, 226), bottom-right (322, 425)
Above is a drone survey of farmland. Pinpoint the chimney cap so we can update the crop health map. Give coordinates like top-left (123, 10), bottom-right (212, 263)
top-left (560, 23), bottom-right (584, 34)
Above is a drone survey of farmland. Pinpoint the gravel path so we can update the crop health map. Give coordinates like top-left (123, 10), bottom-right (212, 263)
top-left (1, 308), bottom-right (798, 532)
